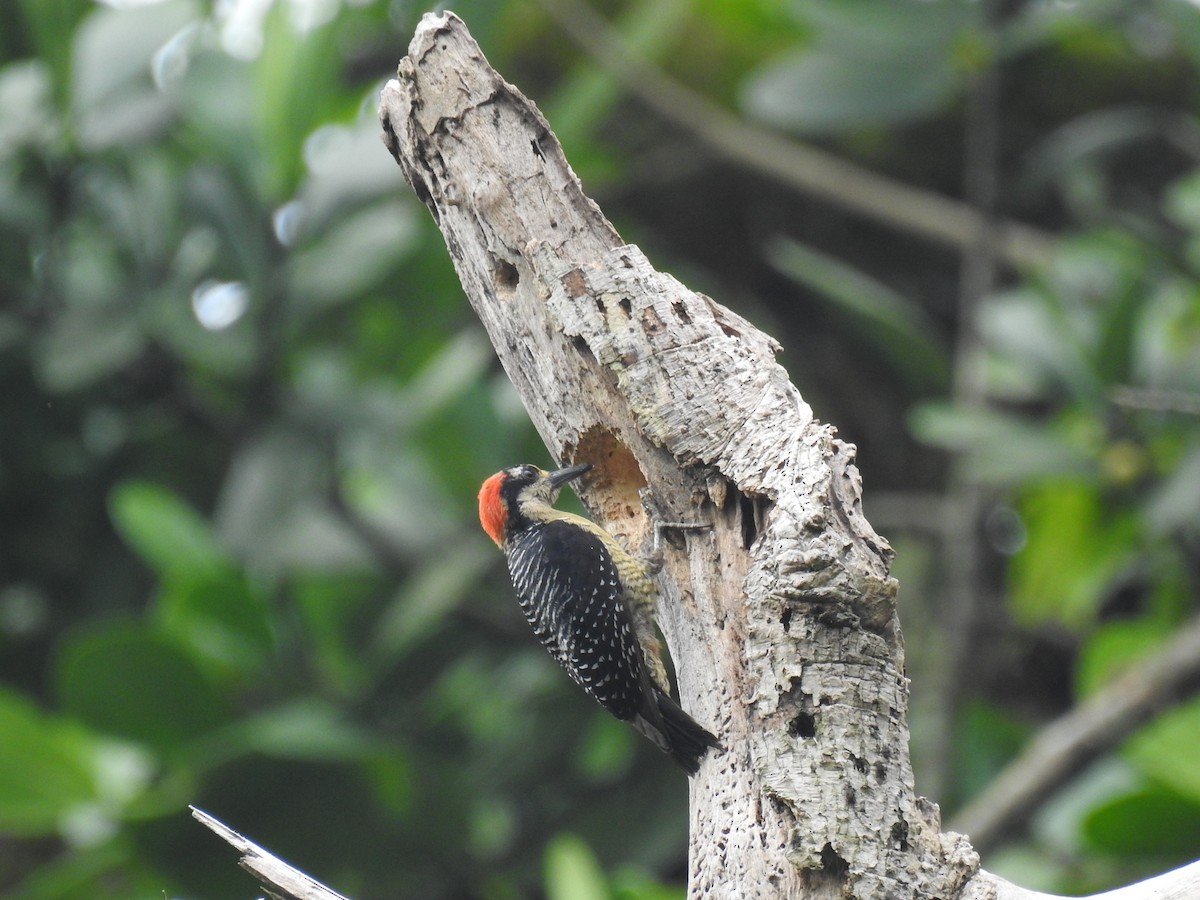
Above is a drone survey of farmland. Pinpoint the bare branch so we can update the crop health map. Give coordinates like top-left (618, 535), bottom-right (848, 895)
top-left (950, 613), bottom-right (1200, 852)
top-left (191, 806), bottom-right (349, 900)
top-left (1111, 385), bottom-right (1200, 417)
top-left (964, 860), bottom-right (1200, 900)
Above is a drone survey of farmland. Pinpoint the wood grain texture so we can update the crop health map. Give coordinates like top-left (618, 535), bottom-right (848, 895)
top-left (379, 12), bottom-right (967, 898)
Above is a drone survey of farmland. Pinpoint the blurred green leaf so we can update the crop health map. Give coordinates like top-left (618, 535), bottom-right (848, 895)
top-left (742, 0), bottom-right (978, 133)
top-left (1125, 698), bottom-right (1200, 803)
top-left (153, 569), bottom-right (274, 680)
top-left (291, 571), bottom-right (377, 695)
top-left (368, 541), bottom-right (492, 669)
top-left (1095, 288), bottom-right (1145, 392)
top-left (403, 328), bottom-right (496, 426)
top-left (1165, 169), bottom-right (1200, 232)
top-left (910, 404), bottom-right (1090, 484)
top-left (1144, 442), bottom-right (1200, 537)
top-left (1082, 782), bottom-right (1200, 857)
top-left (0, 687), bottom-right (96, 835)
top-left (109, 480), bottom-right (229, 582)
top-left (744, 48), bottom-right (959, 134)
top-left (35, 307), bottom-right (144, 393)
top-left (978, 290), bottom-right (1096, 403)
top-left (4, 839), bottom-right (164, 900)
top-left (575, 711), bottom-right (636, 781)
top-left (253, 2), bottom-right (344, 199)
top-left (236, 699), bottom-right (386, 762)
top-left (177, 53), bottom-right (258, 177)
top-left (545, 833), bottom-right (610, 900)
top-left (1045, 231), bottom-right (1148, 313)
top-left (0, 60), bottom-right (58, 158)
top-left (70, 1), bottom-right (194, 148)
top-left (612, 867), bottom-right (686, 900)
top-left (1026, 756), bottom-right (1138, 864)
top-left (1157, 0), bottom-right (1200, 73)
top-left (1009, 479), bottom-right (1138, 627)
top-left (431, 652), bottom-right (558, 754)
top-left (293, 119), bottom-right (410, 231)
top-left (1024, 110), bottom-right (1179, 225)
top-left (14, 0), bottom-right (90, 98)
top-left (55, 622), bottom-right (228, 754)
top-left (361, 750), bottom-right (414, 818)
top-left (952, 701), bottom-right (1031, 805)
top-left (1076, 617), bottom-right (1172, 697)
top-left (977, 224), bottom-right (1160, 403)
top-left (767, 236), bottom-right (949, 390)
top-left (290, 201), bottom-right (418, 309)
top-left (544, 0), bottom-right (689, 170)
top-left (1132, 277), bottom-right (1200, 387)
top-left (183, 164), bottom-right (271, 293)
top-left (214, 429), bottom-right (371, 573)
top-left (468, 795), bottom-right (518, 861)
top-left (150, 279), bottom-right (259, 377)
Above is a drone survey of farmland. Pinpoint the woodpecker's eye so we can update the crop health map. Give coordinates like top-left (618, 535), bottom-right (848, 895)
top-left (505, 464), bottom-right (538, 485)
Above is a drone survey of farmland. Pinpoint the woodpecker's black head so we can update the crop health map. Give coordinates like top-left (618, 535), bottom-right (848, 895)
top-left (478, 462), bottom-right (591, 546)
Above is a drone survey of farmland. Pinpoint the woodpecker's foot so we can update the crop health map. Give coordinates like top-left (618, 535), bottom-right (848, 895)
top-left (638, 488), bottom-right (711, 565)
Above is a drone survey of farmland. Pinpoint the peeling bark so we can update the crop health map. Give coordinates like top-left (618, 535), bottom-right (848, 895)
top-left (378, 12), bottom-right (1199, 900)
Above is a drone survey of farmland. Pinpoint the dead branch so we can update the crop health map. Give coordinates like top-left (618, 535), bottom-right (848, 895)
top-left (191, 806), bottom-right (348, 900)
top-left (376, 12), bottom-right (1199, 899)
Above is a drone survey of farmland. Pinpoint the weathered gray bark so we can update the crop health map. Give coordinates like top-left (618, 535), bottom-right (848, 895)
top-left (378, 12), bottom-right (1200, 899)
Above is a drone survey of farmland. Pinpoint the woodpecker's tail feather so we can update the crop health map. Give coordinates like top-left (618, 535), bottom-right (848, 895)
top-left (649, 691), bottom-right (721, 775)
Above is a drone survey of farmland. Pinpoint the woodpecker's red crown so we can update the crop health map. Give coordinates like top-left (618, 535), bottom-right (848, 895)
top-left (478, 470), bottom-right (510, 546)
top-left (477, 462), bottom-right (591, 546)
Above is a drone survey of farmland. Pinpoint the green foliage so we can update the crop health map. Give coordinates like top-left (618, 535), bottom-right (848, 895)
top-left (1008, 479), bottom-right (1139, 627)
top-left (544, 834), bottom-right (684, 900)
top-left (1075, 616), bottom-right (1173, 697)
top-left (1126, 699), bottom-right (1200, 804)
top-left (0, 688), bottom-right (100, 836)
top-left (1082, 782), bottom-right (1200, 859)
top-left (110, 480), bottom-right (230, 582)
top-left (56, 623), bottom-right (230, 755)
top-left (767, 236), bottom-right (950, 392)
top-left (906, 19), bottom-right (1200, 887)
top-left (950, 702), bottom-right (1032, 806)
top-left (546, 834), bottom-right (610, 900)
top-left (743, 0), bottom-right (980, 134)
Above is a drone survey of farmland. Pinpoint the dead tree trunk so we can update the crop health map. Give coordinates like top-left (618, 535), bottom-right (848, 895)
top-left (378, 12), bottom-right (1200, 900)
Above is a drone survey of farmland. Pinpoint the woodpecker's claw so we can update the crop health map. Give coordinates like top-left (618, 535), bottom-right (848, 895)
top-left (653, 520), bottom-right (712, 556)
top-left (638, 487), bottom-right (711, 558)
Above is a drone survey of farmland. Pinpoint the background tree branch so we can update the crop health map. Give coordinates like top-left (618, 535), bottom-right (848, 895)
top-left (534, 0), bottom-right (1053, 269)
top-left (950, 613), bottom-right (1200, 852)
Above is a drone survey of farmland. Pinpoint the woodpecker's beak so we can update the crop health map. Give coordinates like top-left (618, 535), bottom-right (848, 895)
top-left (547, 462), bottom-right (592, 488)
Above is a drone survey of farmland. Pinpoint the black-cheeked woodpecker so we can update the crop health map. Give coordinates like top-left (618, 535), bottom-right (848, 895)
top-left (478, 462), bottom-right (720, 774)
